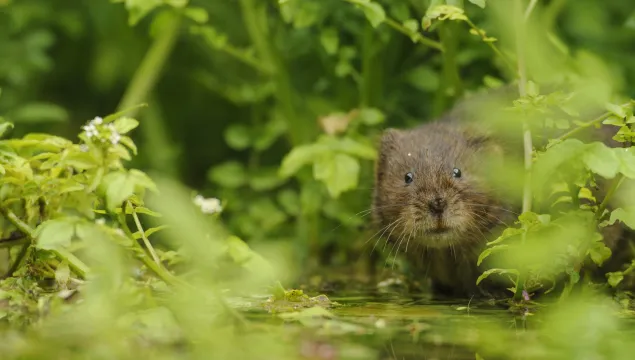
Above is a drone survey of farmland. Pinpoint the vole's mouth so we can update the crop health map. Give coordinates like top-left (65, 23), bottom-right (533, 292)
top-left (427, 226), bottom-right (449, 234)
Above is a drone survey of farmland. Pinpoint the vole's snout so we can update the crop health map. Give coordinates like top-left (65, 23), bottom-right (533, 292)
top-left (427, 196), bottom-right (446, 215)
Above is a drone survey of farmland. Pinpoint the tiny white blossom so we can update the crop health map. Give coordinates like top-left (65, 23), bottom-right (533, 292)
top-left (110, 133), bottom-right (121, 145)
top-left (95, 218), bottom-right (106, 225)
top-left (193, 195), bottom-right (223, 214)
top-left (79, 144), bottom-right (89, 152)
top-left (92, 116), bottom-right (103, 125)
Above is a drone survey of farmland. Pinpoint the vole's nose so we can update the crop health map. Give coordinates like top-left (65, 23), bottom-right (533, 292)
top-left (428, 197), bottom-right (446, 215)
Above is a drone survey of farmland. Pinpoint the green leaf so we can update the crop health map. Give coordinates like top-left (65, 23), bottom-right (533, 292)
top-left (348, 0), bottom-right (386, 27)
top-left (602, 115), bottom-right (625, 126)
top-left (405, 65), bottom-right (440, 92)
top-left (467, 0), bottom-right (486, 8)
top-left (254, 114), bottom-right (287, 151)
top-left (279, 143), bottom-right (330, 178)
top-left (475, 268), bottom-right (519, 285)
top-left (609, 207), bottom-right (635, 229)
top-left (208, 161), bottom-right (246, 188)
top-left (617, 149), bottom-right (635, 178)
top-left (356, 108), bottom-right (385, 126)
top-left (320, 27), bottom-right (339, 55)
top-left (224, 124), bottom-right (251, 150)
top-left (313, 153), bottom-right (360, 198)
top-left (582, 142), bottom-right (620, 179)
top-left (63, 151), bottom-right (99, 170)
top-left (589, 242), bottom-right (612, 266)
top-left (605, 103), bottom-right (627, 118)
top-left (35, 218), bottom-right (76, 250)
top-left (0, 122), bottom-right (14, 138)
top-left (130, 169), bottom-right (159, 193)
top-left (249, 168), bottom-right (285, 191)
top-left (477, 244), bottom-right (509, 266)
top-left (277, 189), bottom-right (300, 216)
top-left (113, 117), bottom-right (139, 134)
top-left (183, 7), bottom-right (208, 23)
top-left (607, 272), bottom-right (624, 287)
top-left (101, 171), bottom-right (136, 211)
top-left (119, 136), bottom-right (138, 155)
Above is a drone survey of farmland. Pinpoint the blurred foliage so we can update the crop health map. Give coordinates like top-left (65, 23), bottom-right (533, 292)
top-left (2, 0), bottom-right (635, 358)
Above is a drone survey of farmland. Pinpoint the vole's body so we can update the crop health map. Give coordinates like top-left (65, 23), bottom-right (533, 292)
top-left (371, 86), bottom-right (629, 299)
top-left (372, 113), bottom-right (516, 298)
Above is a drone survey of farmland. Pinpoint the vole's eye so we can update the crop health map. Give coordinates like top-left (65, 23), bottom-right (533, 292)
top-left (452, 168), bottom-right (462, 178)
top-left (405, 172), bottom-right (414, 184)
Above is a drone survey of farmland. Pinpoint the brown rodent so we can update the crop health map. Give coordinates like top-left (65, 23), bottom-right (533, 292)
top-left (372, 114), bottom-right (516, 298)
top-left (371, 86), bottom-right (630, 299)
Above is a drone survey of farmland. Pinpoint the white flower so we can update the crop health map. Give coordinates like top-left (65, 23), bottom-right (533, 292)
top-left (193, 195), bottom-right (223, 214)
top-left (110, 133), bottom-right (121, 145)
top-left (92, 116), bottom-right (103, 125)
top-left (79, 144), bottom-right (89, 152)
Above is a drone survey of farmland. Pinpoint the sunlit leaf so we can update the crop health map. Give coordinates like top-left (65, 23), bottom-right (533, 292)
top-left (35, 218), bottom-right (77, 250)
top-left (313, 153), bottom-right (360, 198)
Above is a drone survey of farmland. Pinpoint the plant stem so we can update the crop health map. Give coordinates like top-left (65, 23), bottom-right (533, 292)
top-left (129, 202), bottom-right (162, 265)
top-left (382, 18), bottom-right (444, 51)
top-left (554, 104), bottom-right (632, 144)
top-left (117, 213), bottom-right (182, 286)
top-left (595, 174), bottom-right (625, 221)
top-left (239, 0), bottom-right (308, 146)
top-left (464, 18), bottom-right (517, 76)
top-left (0, 208), bottom-right (88, 279)
top-left (5, 244), bottom-right (29, 278)
top-left (514, 0), bottom-right (533, 303)
top-left (117, 12), bottom-right (182, 117)
top-left (524, 0), bottom-right (539, 20)
top-left (0, 237), bottom-right (28, 248)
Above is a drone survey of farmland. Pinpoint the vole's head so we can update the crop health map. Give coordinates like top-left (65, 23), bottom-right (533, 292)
top-left (372, 122), bottom-right (506, 249)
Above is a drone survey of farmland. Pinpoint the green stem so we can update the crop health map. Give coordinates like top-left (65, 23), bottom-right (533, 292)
top-left (0, 237), bottom-right (28, 248)
top-left (5, 244), bottom-right (29, 278)
top-left (117, 12), bottom-right (182, 117)
top-left (464, 18), bottom-right (517, 76)
top-left (513, 0), bottom-right (532, 303)
top-left (382, 18), bottom-right (444, 51)
top-left (128, 201), bottom-right (161, 265)
top-left (0, 208), bottom-right (88, 279)
top-left (554, 104), bottom-right (632, 145)
top-left (595, 174), bottom-right (625, 221)
top-left (117, 213), bottom-right (182, 286)
top-left (239, 0), bottom-right (307, 145)
top-left (433, 21), bottom-right (462, 117)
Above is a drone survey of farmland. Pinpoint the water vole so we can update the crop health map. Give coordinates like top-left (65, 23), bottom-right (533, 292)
top-left (372, 114), bottom-right (517, 298)
top-left (370, 87), bottom-right (629, 299)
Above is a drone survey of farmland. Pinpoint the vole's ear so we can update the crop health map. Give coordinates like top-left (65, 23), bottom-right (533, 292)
top-left (379, 128), bottom-right (403, 151)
